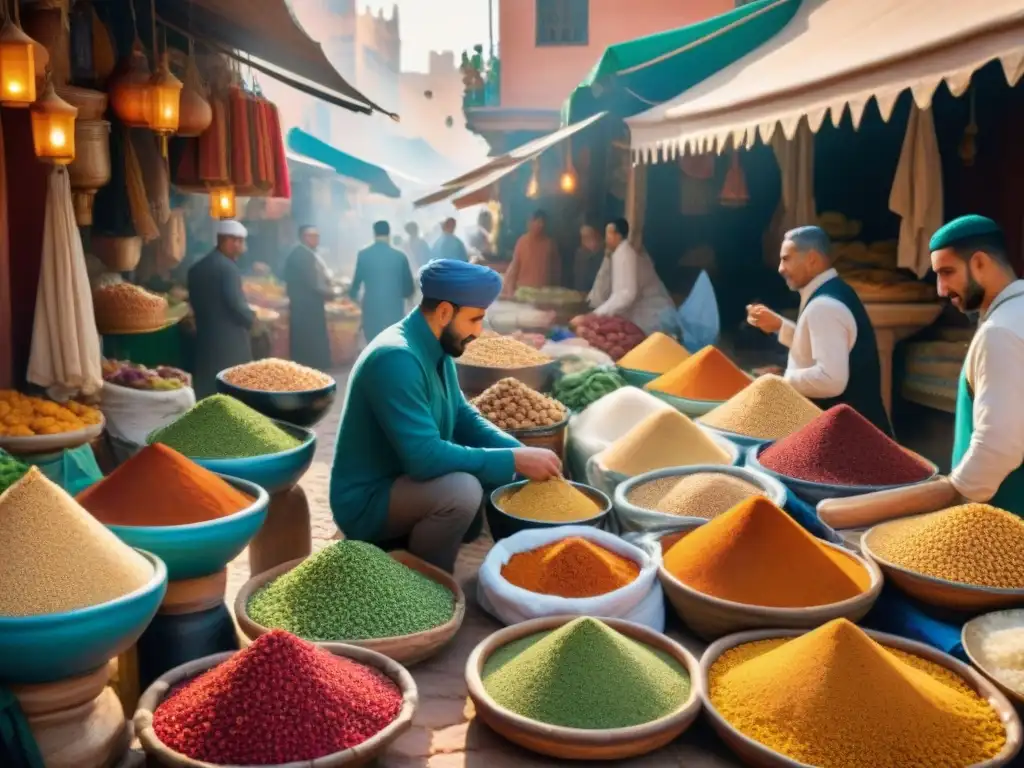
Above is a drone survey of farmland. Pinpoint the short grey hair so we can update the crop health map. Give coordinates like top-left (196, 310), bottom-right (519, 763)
top-left (784, 226), bottom-right (832, 259)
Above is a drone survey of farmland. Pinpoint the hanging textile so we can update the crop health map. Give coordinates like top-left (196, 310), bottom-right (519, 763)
top-left (765, 118), bottom-right (816, 267)
top-left (26, 167), bottom-right (103, 399)
top-left (0, 112), bottom-right (11, 389)
top-left (124, 129), bottom-right (160, 242)
top-left (889, 105), bottom-right (944, 278)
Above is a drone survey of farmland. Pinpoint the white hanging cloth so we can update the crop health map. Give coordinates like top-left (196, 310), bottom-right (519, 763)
top-left (765, 118), bottom-right (816, 268)
top-left (27, 167), bottom-right (103, 399)
top-left (889, 104), bottom-right (944, 278)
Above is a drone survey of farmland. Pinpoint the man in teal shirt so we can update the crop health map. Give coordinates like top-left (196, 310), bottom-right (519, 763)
top-left (330, 259), bottom-right (562, 571)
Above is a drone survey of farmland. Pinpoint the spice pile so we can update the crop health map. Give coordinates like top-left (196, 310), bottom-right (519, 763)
top-left (551, 367), bottom-right (625, 412)
top-left (617, 332), bottom-right (690, 374)
top-left (699, 374), bottom-right (822, 440)
top-left (498, 478), bottom-right (601, 523)
top-left (868, 503), bottom-right (1024, 588)
top-left (482, 617), bottom-right (690, 729)
top-left (571, 387), bottom-right (671, 447)
top-left (0, 449), bottom-right (29, 494)
top-left (0, 468), bottom-right (153, 616)
top-left (599, 409), bottom-right (731, 476)
top-left (0, 391), bottom-right (102, 437)
top-left (460, 335), bottom-right (552, 368)
top-left (501, 537), bottom-right (639, 598)
top-left (152, 630), bottom-right (403, 764)
top-left (247, 541), bottom-right (454, 641)
top-left (663, 496), bottom-right (870, 607)
top-left (759, 404), bottom-right (933, 486)
top-left (644, 346), bottom-right (750, 401)
top-left (627, 472), bottom-right (763, 519)
top-left (976, 619), bottom-right (1024, 695)
top-left (93, 282), bottom-right (168, 332)
top-left (472, 378), bottom-right (566, 431)
top-left (708, 619), bottom-right (1006, 767)
top-left (78, 444), bottom-right (254, 526)
top-left (222, 358), bottom-right (334, 392)
top-left (148, 394), bottom-right (303, 459)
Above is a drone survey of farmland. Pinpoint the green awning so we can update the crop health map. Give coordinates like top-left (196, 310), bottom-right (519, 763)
top-left (563, 0), bottom-right (802, 124)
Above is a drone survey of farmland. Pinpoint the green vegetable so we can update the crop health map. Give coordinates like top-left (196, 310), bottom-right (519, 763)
top-left (247, 540), bottom-right (455, 641)
top-left (147, 394), bottom-right (302, 458)
top-left (0, 449), bottom-right (29, 495)
top-left (482, 617), bottom-right (690, 729)
top-left (552, 366), bottom-right (626, 411)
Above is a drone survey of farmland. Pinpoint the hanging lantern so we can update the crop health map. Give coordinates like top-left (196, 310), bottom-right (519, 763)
top-left (109, 41), bottom-right (152, 127)
top-left (30, 80), bottom-right (78, 164)
top-left (525, 158), bottom-right (540, 199)
top-left (145, 52), bottom-right (182, 135)
top-left (209, 186), bottom-right (237, 219)
top-left (177, 50), bottom-right (212, 137)
top-left (719, 150), bottom-right (749, 208)
top-left (0, 17), bottom-right (37, 107)
top-left (559, 141), bottom-right (578, 193)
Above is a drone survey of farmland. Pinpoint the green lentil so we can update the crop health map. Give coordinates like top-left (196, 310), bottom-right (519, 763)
top-left (0, 449), bottom-right (29, 495)
top-left (147, 394), bottom-right (302, 458)
top-left (482, 617), bottom-right (690, 729)
top-left (247, 540), bottom-right (455, 641)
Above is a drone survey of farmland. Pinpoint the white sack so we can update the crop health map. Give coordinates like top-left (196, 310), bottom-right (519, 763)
top-left (101, 381), bottom-right (196, 447)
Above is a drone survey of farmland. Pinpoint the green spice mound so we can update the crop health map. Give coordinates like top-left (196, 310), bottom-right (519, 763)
top-left (147, 394), bottom-right (302, 458)
top-left (482, 617), bottom-right (690, 729)
top-left (0, 449), bottom-right (29, 495)
top-left (247, 540), bottom-right (455, 641)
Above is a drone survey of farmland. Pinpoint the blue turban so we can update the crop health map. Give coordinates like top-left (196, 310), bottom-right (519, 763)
top-left (929, 215), bottom-right (1002, 252)
top-left (419, 259), bottom-right (503, 308)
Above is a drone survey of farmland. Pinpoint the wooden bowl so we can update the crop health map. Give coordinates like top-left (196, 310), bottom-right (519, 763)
top-left (465, 615), bottom-right (702, 761)
top-left (235, 550), bottom-right (465, 666)
top-left (700, 627), bottom-right (1023, 768)
top-left (962, 610), bottom-right (1024, 707)
top-left (134, 644), bottom-right (417, 767)
top-left (862, 522), bottom-right (1024, 614)
top-left (658, 524), bottom-right (883, 641)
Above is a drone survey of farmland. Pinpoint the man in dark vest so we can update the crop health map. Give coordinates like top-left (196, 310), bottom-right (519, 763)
top-left (746, 225), bottom-right (892, 436)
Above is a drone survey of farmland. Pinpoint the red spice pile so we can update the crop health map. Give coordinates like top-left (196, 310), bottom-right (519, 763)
top-left (152, 630), bottom-right (403, 765)
top-left (759, 404), bottom-right (933, 486)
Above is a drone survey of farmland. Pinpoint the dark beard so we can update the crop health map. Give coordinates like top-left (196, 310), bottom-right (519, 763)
top-left (960, 276), bottom-right (985, 312)
top-left (441, 324), bottom-right (473, 357)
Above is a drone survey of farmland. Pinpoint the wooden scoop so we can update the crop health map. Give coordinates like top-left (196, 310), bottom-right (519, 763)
top-left (817, 477), bottom-right (961, 530)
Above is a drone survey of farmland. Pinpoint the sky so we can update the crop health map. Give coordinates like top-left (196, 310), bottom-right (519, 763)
top-left (362, 0), bottom-right (496, 72)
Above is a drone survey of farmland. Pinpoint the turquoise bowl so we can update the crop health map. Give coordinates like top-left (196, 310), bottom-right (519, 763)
top-left (105, 476), bottom-right (269, 581)
top-left (0, 550), bottom-right (167, 683)
top-left (698, 424), bottom-right (773, 451)
top-left (616, 366), bottom-right (658, 389)
top-left (184, 421), bottom-right (316, 494)
top-left (648, 390), bottom-right (724, 418)
top-left (215, 373), bottom-right (337, 428)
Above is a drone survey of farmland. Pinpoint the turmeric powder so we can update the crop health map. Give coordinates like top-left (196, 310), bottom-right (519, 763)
top-left (644, 346), bottom-right (750, 401)
top-left (501, 537), bottom-right (640, 598)
top-left (498, 478), bottom-right (601, 523)
top-left (617, 332), bottom-right (690, 374)
top-left (709, 619), bottom-right (1006, 767)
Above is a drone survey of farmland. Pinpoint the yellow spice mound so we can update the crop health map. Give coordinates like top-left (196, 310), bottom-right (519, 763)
top-left (868, 503), bottom-right (1024, 588)
top-left (600, 409), bottom-right (731, 476)
top-left (709, 619), bottom-right (1006, 767)
top-left (617, 332), bottom-right (690, 374)
top-left (699, 374), bottom-right (822, 440)
top-left (500, 478), bottom-right (601, 522)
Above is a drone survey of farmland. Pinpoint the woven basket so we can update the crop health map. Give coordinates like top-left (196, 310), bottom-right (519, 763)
top-left (93, 235), bottom-right (142, 273)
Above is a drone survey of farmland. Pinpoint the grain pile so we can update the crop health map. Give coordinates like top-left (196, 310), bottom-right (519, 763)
top-left (501, 537), bottom-right (639, 598)
top-left (498, 478), bottom-right (601, 522)
top-left (482, 617), bottom-right (690, 729)
top-left (617, 332), bottom-right (690, 374)
top-left (644, 346), bottom-right (750, 401)
top-left (599, 410), bottom-right (731, 476)
top-left (222, 358), bottom-right (334, 392)
top-left (93, 283), bottom-right (168, 331)
top-left (708, 619), bottom-right (1006, 767)
top-left (976, 618), bottom-right (1024, 695)
top-left (571, 387), bottom-right (671, 446)
top-left (699, 374), bottom-right (822, 440)
top-left (460, 335), bottom-right (552, 368)
top-left (472, 378), bottom-right (566, 430)
top-left (0, 468), bottom-right (153, 616)
top-left (627, 472), bottom-right (764, 519)
top-left (868, 504), bottom-right (1024, 588)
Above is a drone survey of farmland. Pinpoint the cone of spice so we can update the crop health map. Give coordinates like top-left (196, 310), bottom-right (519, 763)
top-left (617, 332), bottom-right (690, 374)
top-left (501, 537), bottom-right (640, 598)
top-left (708, 619), bottom-right (1006, 766)
top-left (759, 404), bottom-right (932, 486)
top-left (644, 346), bottom-right (750, 400)
top-left (699, 374), bottom-right (821, 440)
top-left (599, 409), bottom-right (731, 476)
top-left (663, 496), bottom-right (870, 607)
top-left (498, 478), bottom-right (601, 522)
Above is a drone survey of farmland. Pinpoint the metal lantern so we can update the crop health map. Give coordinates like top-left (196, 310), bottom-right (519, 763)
top-left (0, 18), bottom-right (37, 107)
top-left (209, 186), bottom-right (237, 219)
top-left (145, 52), bottom-right (182, 134)
top-left (30, 81), bottom-right (78, 164)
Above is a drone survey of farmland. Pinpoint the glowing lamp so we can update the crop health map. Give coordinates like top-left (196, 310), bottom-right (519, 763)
top-left (559, 170), bottom-right (577, 194)
top-left (30, 81), bottom-right (78, 164)
top-left (145, 53), bottom-right (182, 134)
top-left (525, 158), bottom-right (540, 199)
top-left (209, 186), bottom-right (237, 219)
top-left (0, 18), bottom-right (37, 107)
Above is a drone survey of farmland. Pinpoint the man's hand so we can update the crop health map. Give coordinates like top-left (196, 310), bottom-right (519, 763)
top-left (746, 304), bottom-right (783, 334)
top-left (513, 447), bottom-right (562, 481)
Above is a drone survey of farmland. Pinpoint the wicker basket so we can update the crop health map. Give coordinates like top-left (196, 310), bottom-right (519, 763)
top-left (93, 235), bottom-right (142, 273)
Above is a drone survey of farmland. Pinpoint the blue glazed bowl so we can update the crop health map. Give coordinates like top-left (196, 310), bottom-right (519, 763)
top-left (648, 390), bottom-right (724, 418)
top-left (105, 476), bottom-right (269, 581)
top-left (616, 366), bottom-right (658, 389)
top-left (187, 421), bottom-right (317, 494)
top-left (215, 373), bottom-right (337, 428)
top-left (697, 423), bottom-right (774, 451)
top-left (0, 550), bottom-right (167, 683)
top-left (747, 442), bottom-right (939, 505)
top-left (487, 480), bottom-right (611, 542)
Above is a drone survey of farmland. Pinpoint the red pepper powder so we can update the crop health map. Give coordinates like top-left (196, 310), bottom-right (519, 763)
top-left (152, 630), bottom-right (403, 764)
top-left (759, 404), bottom-right (933, 487)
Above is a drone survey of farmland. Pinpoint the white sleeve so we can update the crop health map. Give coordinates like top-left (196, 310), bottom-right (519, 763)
top-left (949, 327), bottom-right (1024, 502)
top-left (783, 298), bottom-right (857, 399)
top-left (593, 245), bottom-right (638, 317)
top-left (777, 318), bottom-right (796, 348)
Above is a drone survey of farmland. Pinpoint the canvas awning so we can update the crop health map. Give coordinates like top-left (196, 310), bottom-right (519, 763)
top-left (287, 129), bottom-right (401, 198)
top-left (413, 111), bottom-right (606, 208)
top-left (156, 0), bottom-right (396, 117)
top-left (628, 0), bottom-right (1024, 162)
top-left (564, 0), bottom-right (801, 123)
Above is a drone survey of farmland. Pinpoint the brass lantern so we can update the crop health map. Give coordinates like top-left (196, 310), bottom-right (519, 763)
top-left (0, 17), bottom-right (37, 107)
top-left (209, 186), bottom-right (237, 219)
top-left (30, 80), bottom-right (78, 164)
top-left (145, 52), bottom-right (182, 135)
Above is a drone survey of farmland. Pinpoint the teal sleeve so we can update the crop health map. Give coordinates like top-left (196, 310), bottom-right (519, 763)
top-left (363, 351), bottom-right (516, 486)
top-left (455, 395), bottom-right (522, 450)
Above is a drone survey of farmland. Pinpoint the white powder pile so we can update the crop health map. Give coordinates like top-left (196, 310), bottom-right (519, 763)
top-left (979, 624), bottom-right (1024, 695)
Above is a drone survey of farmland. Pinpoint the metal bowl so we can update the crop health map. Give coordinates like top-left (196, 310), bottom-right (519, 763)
top-left (487, 480), bottom-right (611, 542)
top-left (216, 372), bottom-right (337, 428)
top-left (456, 360), bottom-right (559, 398)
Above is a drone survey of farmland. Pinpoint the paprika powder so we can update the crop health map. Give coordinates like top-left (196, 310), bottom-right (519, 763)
top-left (501, 537), bottom-right (640, 598)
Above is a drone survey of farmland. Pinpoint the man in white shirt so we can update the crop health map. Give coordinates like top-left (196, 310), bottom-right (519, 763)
top-left (747, 226), bottom-right (892, 435)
